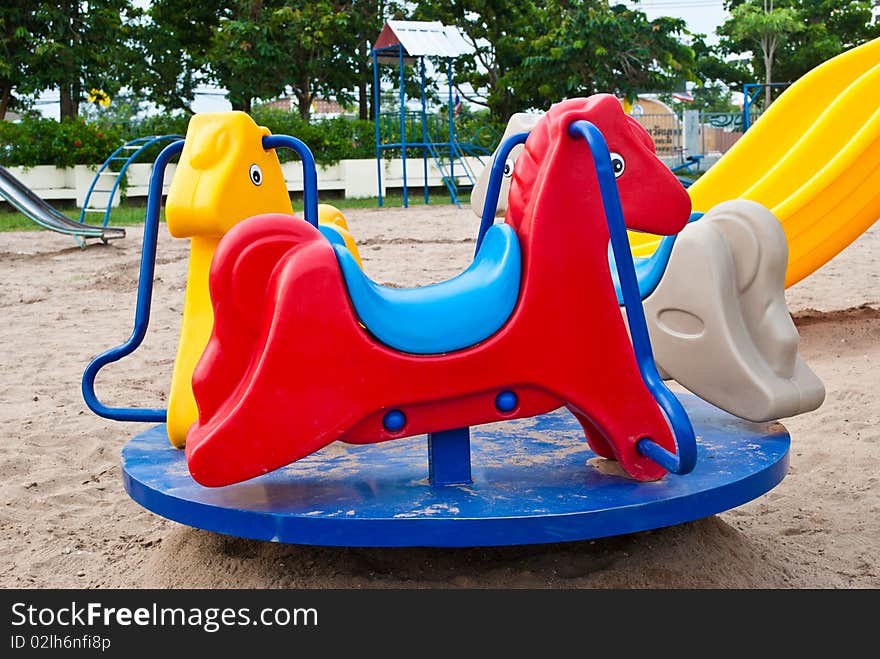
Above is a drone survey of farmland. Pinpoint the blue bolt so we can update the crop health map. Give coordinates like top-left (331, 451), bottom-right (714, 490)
top-left (495, 390), bottom-right (518, 412)
top-left (383, 409), bottom-right (406, 432)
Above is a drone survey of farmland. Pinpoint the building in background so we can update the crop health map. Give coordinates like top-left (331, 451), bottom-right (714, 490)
top-left (262, 96), bottom-right (350, 119)
top-left (624, 95), bottom-right (682, 157)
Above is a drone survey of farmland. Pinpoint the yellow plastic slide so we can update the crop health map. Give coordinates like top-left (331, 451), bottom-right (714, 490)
top-left (630, 37), bottom-right (880, 287)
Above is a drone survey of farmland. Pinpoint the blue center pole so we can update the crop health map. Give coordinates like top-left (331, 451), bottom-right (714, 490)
top-left (428, 427), bottom-right (472, 486)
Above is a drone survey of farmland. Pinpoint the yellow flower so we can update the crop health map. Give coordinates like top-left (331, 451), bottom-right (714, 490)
top-left (88, 88), bottom-right (111, 108)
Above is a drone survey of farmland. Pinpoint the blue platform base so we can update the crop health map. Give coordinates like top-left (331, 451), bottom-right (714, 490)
top-left (121, 395), bottom-right (790, 547)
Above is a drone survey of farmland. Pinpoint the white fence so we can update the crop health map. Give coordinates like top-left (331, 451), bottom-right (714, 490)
top-left (1, 156), bottom-right (488, 208)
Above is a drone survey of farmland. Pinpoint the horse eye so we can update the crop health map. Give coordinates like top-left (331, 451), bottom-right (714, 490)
top-left (609, 152), bottom-right (625, 178)
top-left (249, 164), bottom-right (263, 186)
top-left (503, 158), bottom-right (514, 178)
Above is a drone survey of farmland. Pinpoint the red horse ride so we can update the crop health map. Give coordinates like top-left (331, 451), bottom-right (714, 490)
top-left (186, 95), bottom-right (692, 487)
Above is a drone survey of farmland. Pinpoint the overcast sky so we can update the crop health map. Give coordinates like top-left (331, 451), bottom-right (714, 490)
top-left (624, 0), bottom-right (728, 43)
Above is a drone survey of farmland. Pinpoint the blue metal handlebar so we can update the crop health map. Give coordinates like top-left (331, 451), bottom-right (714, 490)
top-left (82, 134), bottom-right (321, 422)
top-left (474, 131), bottom-right (529, 254)
top-left (261, 134), bottom-right (319, 227)
top-left (81, 139), bottom-right (183, 422)
top-left (568, 120), bottom-right (697, 476)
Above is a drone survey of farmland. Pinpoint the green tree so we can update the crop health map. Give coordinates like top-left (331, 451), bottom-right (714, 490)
top-left (206, 1), bottom-right (288, 114)
top-left (766, 1), bottom-right (880, 82)
top-left (692, 84), bottom-right (739, 113)
top-left (29, 1), bottom-right (142, 119)
top-left (133, 0), bottom-right (223, 114)
top-left (204, 1), bottom-right (359, 120)
top-left (414, 0), bottom-right (544, 121)
top-left (665, 37), bottom-right (742, 115)
top-left (690, 35), bottom-right (747, 89)
top-left (272, 2), bottom-right (356, 120)
top-left (349, 0), bottom-right (400, 120)
top-left (417, 1), bottom-right (696, 121)
top-left (513, 2), bottom-right (695, 112)
top-left (719, 1), bottom-right (804, 107)
top-left (0, 2), bottom-right (39, 119)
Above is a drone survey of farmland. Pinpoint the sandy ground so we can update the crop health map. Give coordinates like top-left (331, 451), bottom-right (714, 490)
top-left (0, 205), bottom-right (877, 589)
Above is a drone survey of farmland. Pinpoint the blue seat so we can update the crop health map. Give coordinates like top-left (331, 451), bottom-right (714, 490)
top-left (332, 223), bottom-right (521, 355)
top-left (609, 212), bottom-right (704, 304)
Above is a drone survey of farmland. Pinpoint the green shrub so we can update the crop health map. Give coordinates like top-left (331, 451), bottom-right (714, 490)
top-left (250, 107), bottom-right (374, 166)
top-left (0, 116), bottom-right (123, 168)
top-left (0, 107), bottom-right (499, 169)
top-left (124, 113), bottom-right (190, 138)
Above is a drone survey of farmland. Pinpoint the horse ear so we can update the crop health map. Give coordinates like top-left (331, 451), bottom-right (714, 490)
top-left (188, 122), bottom-right (229, 170)
top-left (581, 95), bottom-right (654, 150)
top-left (589, 94), bottom-right (628, 119)
top-left (592, 96), bottom-right (656, 152)
top-left (625, 115), bottom-right (657, 153)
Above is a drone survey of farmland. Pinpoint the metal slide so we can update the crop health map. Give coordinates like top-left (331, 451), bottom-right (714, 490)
top-left (0, 166), bottom-right (124, 248)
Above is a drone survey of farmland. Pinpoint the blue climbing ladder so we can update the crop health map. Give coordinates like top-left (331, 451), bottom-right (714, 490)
top-left (78, 135), bottom-right (183, 227)
top-left (425, 140), bottom-right (483, 207)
